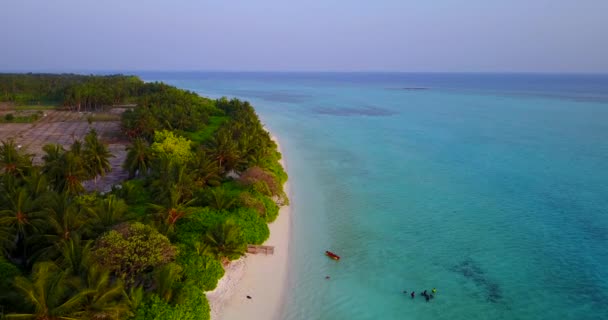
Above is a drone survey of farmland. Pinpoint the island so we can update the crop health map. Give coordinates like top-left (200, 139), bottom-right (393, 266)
top-left (0, 73), bottom-right (288, 320)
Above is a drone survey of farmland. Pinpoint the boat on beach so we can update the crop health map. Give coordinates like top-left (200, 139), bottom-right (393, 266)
top-left (325, 251), bottom-right (340, 260)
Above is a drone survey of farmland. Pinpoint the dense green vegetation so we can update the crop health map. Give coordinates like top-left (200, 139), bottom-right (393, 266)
top-left (0, 73), bottom-right (142, 110)
top-left (0, 111), bottom-right (42, 123)
top-left (0, 74), bottom-right (287, 319)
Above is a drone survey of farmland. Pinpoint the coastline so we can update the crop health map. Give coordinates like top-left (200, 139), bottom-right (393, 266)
top-left (207, 133), bottom-right (291, 320)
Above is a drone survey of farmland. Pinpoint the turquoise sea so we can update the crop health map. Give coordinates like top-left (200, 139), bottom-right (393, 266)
top-left (139, 72), bottom-right (608, 320)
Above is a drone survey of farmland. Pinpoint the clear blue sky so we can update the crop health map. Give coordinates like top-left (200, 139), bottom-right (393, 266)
top-left (1, 0), bottom-right (607, 73)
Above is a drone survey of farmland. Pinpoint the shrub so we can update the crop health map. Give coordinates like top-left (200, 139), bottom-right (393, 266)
top-left (263, 155), bottom-right (288, 185)
top-left (238, 166), bottom-right (280, 197)
top-left (231, 208), bottom-right (270, 244)
top-left (93, 222), bottom-right (177, 282)
top-left (238, 190), bottom-right (284, 222)
top-left (175, 208), bottom-right (226, 245)
top-left (238, 192), bottom-right (266, 216)
top-left (178, 253), bottom-right (224, 291)
top-left (199, 185), bottom-right (240, 211)
top-left (203, 219), bottom-right (247, 261)
top-left (134, 284), bottom-right (211, 320)
top-left (4, 113), bottom-right (14, 121)
top-left (150, 130), bottom-right (193, 164)
top-left (111, 179), bottom-right (151, 205)
top-left (258, 193), bottom-right (280, 222)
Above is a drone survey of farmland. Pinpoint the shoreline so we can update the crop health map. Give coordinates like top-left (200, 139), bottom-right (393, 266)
top-left (207, 133), bottom-right (291, 320)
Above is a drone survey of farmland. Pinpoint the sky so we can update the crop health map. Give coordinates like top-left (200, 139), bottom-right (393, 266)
top-left (1, 0), bottom-right (607, 73)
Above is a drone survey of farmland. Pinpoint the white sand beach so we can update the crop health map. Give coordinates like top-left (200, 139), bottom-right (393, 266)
top-left (207, 134), bottom-right (291, 320)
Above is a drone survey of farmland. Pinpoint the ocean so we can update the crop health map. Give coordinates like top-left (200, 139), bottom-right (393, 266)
top-left (138, 72), bottom-right (608, 320)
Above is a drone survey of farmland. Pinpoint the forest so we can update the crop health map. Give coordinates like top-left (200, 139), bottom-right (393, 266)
top-left (0, 73), bottom-right (142, 111)
top-left (0, 74), bottom-right (287, 319)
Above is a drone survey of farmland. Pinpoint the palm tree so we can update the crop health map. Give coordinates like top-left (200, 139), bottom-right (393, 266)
top-left (236, 133), bottom-right (268, 170)
top-left (24, 168), bottom-right (51, 199)
top-left (192, 150), bottom-right (221, 188)
top-left (83, 129), bottom-right (113, 184)
top-left (0, 139), bottom-right (33, 178)
top-left (204, 220), bottom-right (246, 261)
top-left (70, 139), bottom-right (84, 158)
top-left (149, 155), bottom-right (175, 204)
top-left (42, 144), bottom-right (67, 192)
top-left (57, 236), bottom-right (93, 278)
top-left (153, 262), bottom-right (182, 303)
top-left (149, 189), bottom-right (195, 236)
top-left (63, 152), bottom-right (86, 195)
top-left (78, 265), bottom-right (130, 320)
top-left (41, 144), bottom-right (86, 195)
top-left (205, 186), bottom-right (236, 211)
top-left (206, 130), bottom-right (241, 173)
top-left (89, 195), bottom-right (128, 234)
top-left (46, 192), bottom-right (89, 242)
top-left (28, 192), bottom-right (90, 264)
top-left (7, 261), bottom-right (91, 320)
top-left (169, 162), bottom-right (195, 204)
top-left (123, 138), bottom-right (152, 178)
top-left (0, 187), bottom-right (47, 261)
top-left (124, 286), bottom-right (143, 316)
top-left (9, 255), bottom-right (129, 319)
top-left (150, 156), bottom-right (194, 206)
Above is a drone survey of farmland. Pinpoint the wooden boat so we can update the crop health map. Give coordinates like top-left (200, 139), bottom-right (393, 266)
top-left (325, 251), bottom-right (340, 261)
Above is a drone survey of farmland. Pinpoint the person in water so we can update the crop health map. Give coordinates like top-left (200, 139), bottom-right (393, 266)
top-left (425, 295), bottom-right (430, 302)
top-left (411, 292), bottom-right (415, 299)
top-left (432, 288), bottom-right (437, 294)
top-left (422, 290), bottom-right (428, 297)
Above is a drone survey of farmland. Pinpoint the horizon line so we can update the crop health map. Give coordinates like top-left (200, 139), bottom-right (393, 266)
top-left (1, 69), bottom-right (608, 76)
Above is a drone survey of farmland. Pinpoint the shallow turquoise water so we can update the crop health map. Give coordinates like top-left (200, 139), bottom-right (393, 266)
top-left (141, 73), bottom-right (608, 320)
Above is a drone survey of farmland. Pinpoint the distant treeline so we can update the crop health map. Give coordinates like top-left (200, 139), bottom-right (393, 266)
top-left (0, 73), bottom-right (142, 111)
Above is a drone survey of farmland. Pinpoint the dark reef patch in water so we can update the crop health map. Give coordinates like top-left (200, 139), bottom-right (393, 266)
top-left (451, 258), bottom-right (503, 303)
top-left (312, 106), bottom-right (397, 117)
top-left (228, 89), bottom-right (312, 103)
top-left (386, 87), bottom-right (431, 91)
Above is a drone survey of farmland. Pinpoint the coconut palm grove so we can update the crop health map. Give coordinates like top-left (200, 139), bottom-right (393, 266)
top-left (0, 74), bottom-right (287, 319)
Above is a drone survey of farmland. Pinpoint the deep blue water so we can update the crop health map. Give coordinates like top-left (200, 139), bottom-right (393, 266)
top-left (139, 72), bottom-right (608, 320)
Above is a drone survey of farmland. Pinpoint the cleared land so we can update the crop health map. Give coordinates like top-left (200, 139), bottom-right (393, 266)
top-left (0, 108), bottom-right (130, 192)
